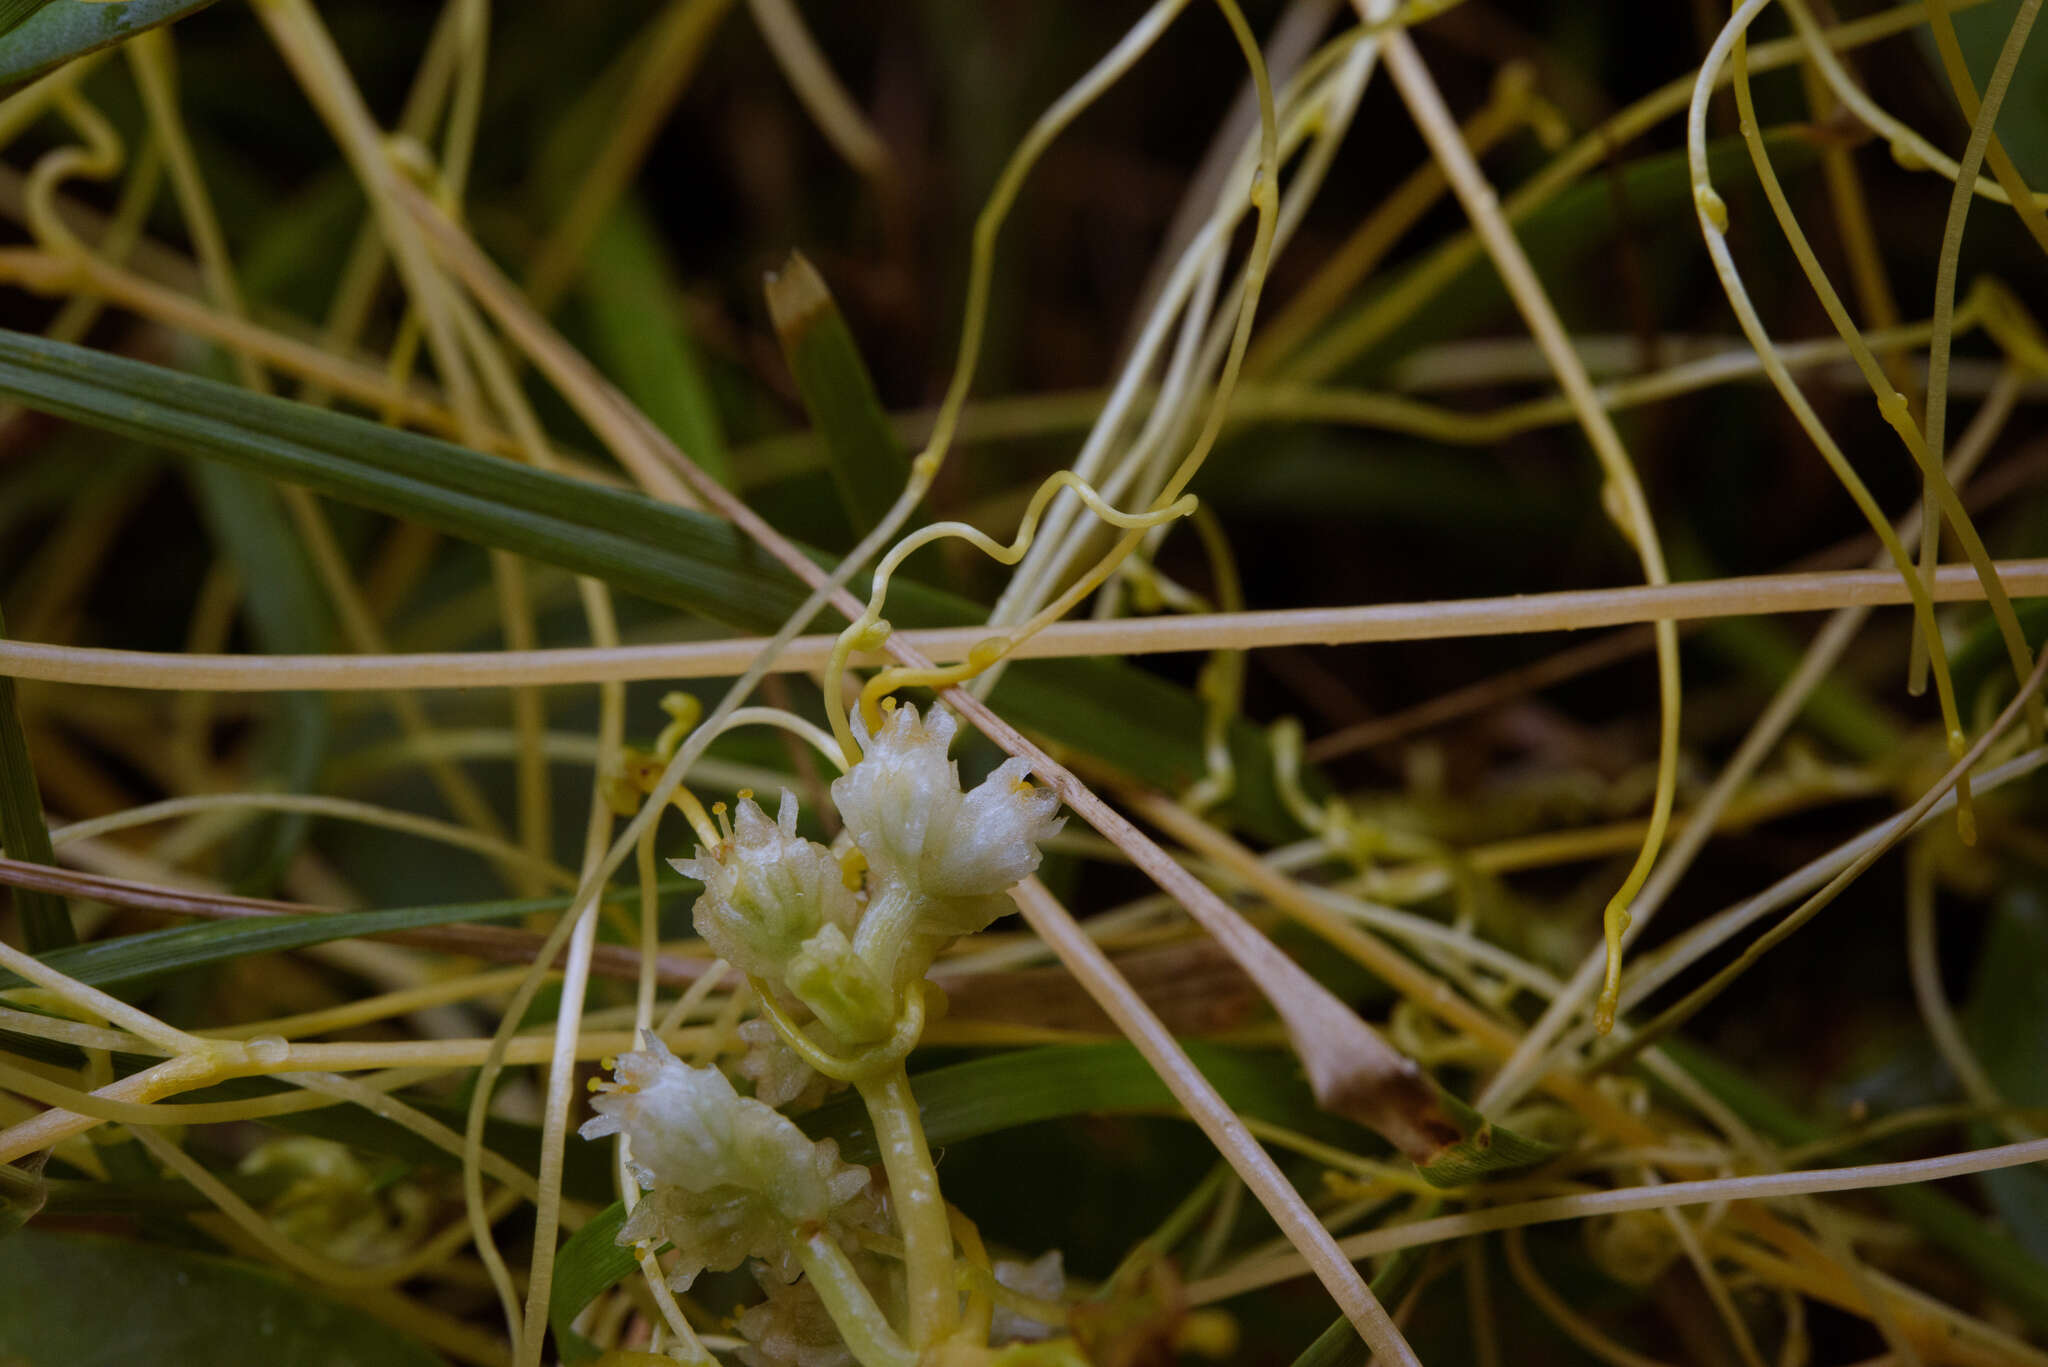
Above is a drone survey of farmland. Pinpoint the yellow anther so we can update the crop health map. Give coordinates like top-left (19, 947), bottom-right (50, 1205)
top-left (839, 846), bottom-right (868, 892)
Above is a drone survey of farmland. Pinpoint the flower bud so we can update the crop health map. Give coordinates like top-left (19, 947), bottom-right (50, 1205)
top-left (786, 923), bottom-right (897, 1045)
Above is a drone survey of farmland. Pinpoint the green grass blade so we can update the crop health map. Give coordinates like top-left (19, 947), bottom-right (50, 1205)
top-left (0, 894), bottom-right (576, 994)
top-left (766, 251), bottom-right (913, 537)
top-left (0, 329), bottom-right (1310, 841)
top-left (581, 198), bottom-right (733, 487)
top-left (1415, 1088), bottom-right (1556, 1188)
top-left (1965, 883), bottom-right (2048, 1263)
top-left (0, 0), bottom-right (219, 85)
top-left (1285, 1228), bottom-right (1437, 1367)
top-left (0, 1228), bottom-right (448, 1366)
top-left (0, 605), bottom-right (69, 950)
top-left (549, 1206), bottom-right (629, 1361)
top-left (187, 464), bottom-right (333, 894)
top-left (800, 1040), bottom-right (1360, 1161)
top-left (0, 1), bottom-right (54, 39)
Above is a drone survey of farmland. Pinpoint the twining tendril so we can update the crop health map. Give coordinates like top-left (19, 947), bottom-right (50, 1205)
top-left (821, 470), bottom-right (1198, 763)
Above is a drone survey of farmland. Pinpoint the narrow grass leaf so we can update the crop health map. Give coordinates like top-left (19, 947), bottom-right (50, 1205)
top-left (1414, 1088), bottom-right (1556, 1188)
top-left (765, 250), bottom-right (913, 537)
top-left (0, 1), bottom-right (54, 39)
top-left (549, 1206), bottom-right (629, 1361)
top-left (0, 893), bottom-right (569, 993)
top-left (582, 198), bottom-right (733, 487)
top-left (188, 464), bottom-right (332, 894)
top-left (0, 0), bottom-right (219, 85)
top-left (1966, 882), bottom-right (2048, 1262)
top-left (0, 329), bottom-right (1310, 840)
top-left (0, 1228), bottom-right (448, 1366)
top-left (1286, 1229), bottom-right (1437, 1367)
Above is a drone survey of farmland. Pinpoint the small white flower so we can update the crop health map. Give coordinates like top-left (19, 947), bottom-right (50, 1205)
top-left (581, 1033), bottom-right (871, 1289)
top-left (832, 704), bottom-right (1064, 900)
top-left (677, 791), bottom-right (859, 984)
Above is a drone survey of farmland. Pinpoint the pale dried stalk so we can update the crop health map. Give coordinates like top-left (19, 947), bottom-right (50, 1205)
top-left (1189, 1133), bottom-right (2048, 1303)
top-left (0, 1029), bottom-right (724, 1165)
top-left (1009, 879), bottom-right (1421, 1366)
top-left (5, 559), bottom-right (2043, 692)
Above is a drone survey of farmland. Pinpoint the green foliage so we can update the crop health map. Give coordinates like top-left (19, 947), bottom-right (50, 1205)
top-left (0, 892), bottom-right (575, 994)
top-left (766, 251), bottom-right (914, 538)
top-left (0, 328), bottom-right (1309, 841)
top-left (1414, 1088), bottom-right (1557, 1188)
top-left (1966, 882), bottom-right (2048, 1263)
top-left (187, 465), bottom-right (332, 894)
top-left (1926, 0), bottom-right (2048, 182)
top-left (0, 0), bottom-right (216, 84)
top-left (580, 199), bottom-right (733, 488)
top-left (0, 1228), bottom-right (447, 1365)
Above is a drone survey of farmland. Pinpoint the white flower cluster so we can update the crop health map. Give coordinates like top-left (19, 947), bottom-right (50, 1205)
top-left (580, 1033), bottom-right (872, 1290)
top-left (585, 705), bottom-right (1067, 1363)
top-left (678, 704), bottom-right (1063, 1045)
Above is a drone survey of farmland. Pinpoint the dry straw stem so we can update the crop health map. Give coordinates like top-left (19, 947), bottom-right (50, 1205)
top-left (0, 1024), bottom-right (722, 1166)
top-left (6, 559), bottom-right (2043, 692)
top-left (394, 159), bottom-right (1425, 1365)
top-left (1188, 1132), bottom-right (2048, 1303)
